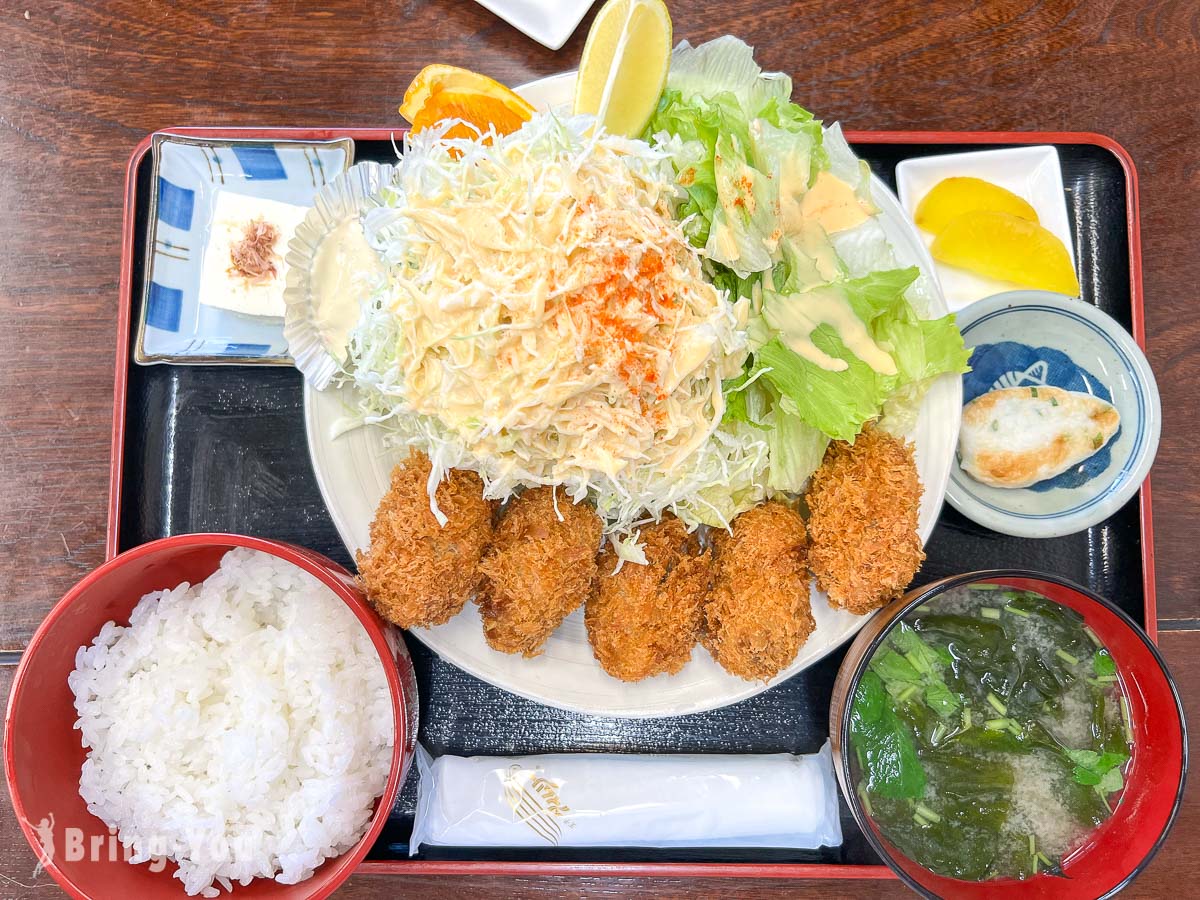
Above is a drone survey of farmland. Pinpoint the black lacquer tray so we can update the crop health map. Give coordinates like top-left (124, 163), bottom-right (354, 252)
top-left (109, 128), bottom-right (1153, 878)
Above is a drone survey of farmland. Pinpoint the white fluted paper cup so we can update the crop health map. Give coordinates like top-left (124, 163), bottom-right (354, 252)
top-left (284, 160), bottom-right (397, 389)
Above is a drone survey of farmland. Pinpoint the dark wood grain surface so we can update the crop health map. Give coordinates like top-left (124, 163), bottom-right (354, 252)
top-left (1, 0), bottom-right (1196, 896)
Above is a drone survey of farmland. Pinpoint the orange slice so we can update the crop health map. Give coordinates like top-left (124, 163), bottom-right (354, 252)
top-left (400, 65), bottom-right (535, 139)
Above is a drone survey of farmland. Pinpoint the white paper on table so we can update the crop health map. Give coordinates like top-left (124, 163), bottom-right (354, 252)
top-left (410, 742), bottom-right (843, 851)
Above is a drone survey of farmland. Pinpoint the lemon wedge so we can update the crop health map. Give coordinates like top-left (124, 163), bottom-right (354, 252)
top-left (573, 0), bottom-right (672, 138)
top-left (915, 177), bottom-right (1039, 234)
top-left (931, 210), bottom-right (1080, 296)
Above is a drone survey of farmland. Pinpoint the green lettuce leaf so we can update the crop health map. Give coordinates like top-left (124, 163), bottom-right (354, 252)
top-left (765, 405), bottom-right (829, 492)
top-left (841, 267), bottom-right (920, 321)
top-left (721, 370), bottom-right (770, 427)
top-left (722, 371), bottom-right (828, 490)
top-left (708, 132), bottom-right (778, 274)
top-left (752, 268), bottom-right (970, 440)
top-left (755, 95), bottom-right (827, 172)
top-left (665, 35), bottom-right (793, 117)
top-left (647, 89), bottom-right (749, 248)
top-left (756, 334), bottom-right (893, 442)
top-left (648, 37), bottom-right (969, 452)
top-left (842, 268), bottom-right (972, 386)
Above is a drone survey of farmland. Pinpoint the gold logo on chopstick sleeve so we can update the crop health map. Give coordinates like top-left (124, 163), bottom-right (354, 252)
top-left (501, 765), bottom-right (574, 845)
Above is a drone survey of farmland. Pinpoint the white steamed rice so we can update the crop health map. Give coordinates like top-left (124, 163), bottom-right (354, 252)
top-left (68, 547), bottom-right (393, 897)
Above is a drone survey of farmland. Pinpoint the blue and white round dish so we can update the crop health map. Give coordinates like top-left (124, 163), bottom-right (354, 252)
top-left (947, 291), bottom-right (1160, 538)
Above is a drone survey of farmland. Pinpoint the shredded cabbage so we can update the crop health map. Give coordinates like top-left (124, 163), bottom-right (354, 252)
top-left (347, 113), bottom-right (754, 537)
top-left (338, 39), bottom-right (968, 543)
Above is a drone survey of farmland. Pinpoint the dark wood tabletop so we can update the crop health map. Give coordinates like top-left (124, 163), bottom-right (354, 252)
top-left (2, 0), bottom-right (1196, 896)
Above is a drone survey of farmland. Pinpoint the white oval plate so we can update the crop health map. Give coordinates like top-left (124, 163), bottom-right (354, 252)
top-left (303, 74), bottom-right (962, 717)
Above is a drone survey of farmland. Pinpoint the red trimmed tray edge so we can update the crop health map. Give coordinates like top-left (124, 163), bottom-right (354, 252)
top-left (354, 860), bottom-right (894, 878)
top-left (106, 127), bottom-right (1155, 881)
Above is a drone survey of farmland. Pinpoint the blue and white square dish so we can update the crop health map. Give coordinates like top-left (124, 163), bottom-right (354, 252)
top-left (136, 134), bottom-right (355, 365)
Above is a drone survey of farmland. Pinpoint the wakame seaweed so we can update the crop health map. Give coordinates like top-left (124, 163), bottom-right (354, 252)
top-left (849, 585), bottom-right (1132, 881)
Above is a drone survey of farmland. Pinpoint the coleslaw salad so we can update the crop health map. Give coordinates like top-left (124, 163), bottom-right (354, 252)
top-left (335, 36), bottom-right (969, 555)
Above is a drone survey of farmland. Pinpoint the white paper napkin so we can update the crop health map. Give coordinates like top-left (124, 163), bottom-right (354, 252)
top-left (411, 742), bottom-right (843, 851)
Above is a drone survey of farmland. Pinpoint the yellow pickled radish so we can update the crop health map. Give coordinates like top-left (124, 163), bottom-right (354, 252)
top-left (573, 0), bottom-right (672, 138)
top-left (915, 177), bottom-right (1039, 235)
top-left (931, 210), bottom-right (1080, 296)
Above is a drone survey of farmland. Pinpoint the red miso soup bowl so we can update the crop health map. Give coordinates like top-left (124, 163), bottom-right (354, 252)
top-left (831, 570), bottom-right (1186, 899)
top-left (5, 533), bottom-right (418, 900)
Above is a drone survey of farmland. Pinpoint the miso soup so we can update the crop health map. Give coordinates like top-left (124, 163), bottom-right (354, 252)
top-left (848, 584), bottom-right (1132, 881)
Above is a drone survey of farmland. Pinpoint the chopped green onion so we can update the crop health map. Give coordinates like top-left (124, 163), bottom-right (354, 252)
top-left (971, 583), bottom-right (1003, 591)
top-left (931, 723), bottom-right (947, 745)
top-left (1093, 432), bottom-right (1104, 449)
top-left (1036, 852), bottom-right (1054, 869)
top-left (1028, 834), bottom-right (1036, 855)
top-left (1084, 625), bottom-right (1102, 646)
top-left (984, 718), bottom-right (1009, 731)
top-left (962, 708), bottom-right (972, 730)
top-left (986, 692), bottom-right (1008, 716)
top-left (1056, 648), bottom-right (1080, 666)
top-left (1030, 387), bottom-right (1039, 398)
top-left (857, 784), bottom-right (874, 817)
top-left (1004, 605), bottom-right (1031, 618)
top-left (915, 803), bottom-right (941, 823)
top-left (1050, 396), bottom-right (1059, 407)
top-left (913, 812), bottom-right (931, 826)
top-left (1121, 696), bottom-right (1134, 746)
top-left (981, 607), bottom-right (1001, 620)
top-left (898, 684), bottom-right (920, 702)
top-left (991, 420), bottom-right (1000, 432)
top-left (904, 650), bottom-right (929, 675)
top-left (1006, 719), bottom-right (1024, 737)
top-left (1088, 675), bottom-right (1119, 685)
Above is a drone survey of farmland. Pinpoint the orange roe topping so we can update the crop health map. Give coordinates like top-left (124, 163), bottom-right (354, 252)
top-left (564, 246), bottom-right (679, 406)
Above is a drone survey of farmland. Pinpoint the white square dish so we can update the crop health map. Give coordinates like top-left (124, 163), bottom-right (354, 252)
top-left (137, 134), bottom-right (353, 365)
top-left (471, 0), bottom-right (596, 51)
top-left (895, 146), bottom-right (1076, 311)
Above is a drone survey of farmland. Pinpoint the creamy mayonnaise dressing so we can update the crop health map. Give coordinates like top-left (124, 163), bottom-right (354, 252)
top-left (756, 163), bottom-right (891, 373)
top-left (789, 218), bottom-right (843, 291)
top-left (310, 217), bottom-right (385, 358)
top-left (775, 147), bottom-right (813, 235)
top-left (799, 170), bottom-right (873, 234)
top-left (765, 283), bottom-right (897, 375)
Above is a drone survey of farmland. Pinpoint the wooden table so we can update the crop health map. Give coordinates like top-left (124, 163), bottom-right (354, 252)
top-left (1, 1), bottom-right (1195, 895)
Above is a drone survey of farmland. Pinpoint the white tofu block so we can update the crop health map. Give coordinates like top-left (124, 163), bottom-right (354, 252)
top-left (198, 191), bottom-right (309, 318)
